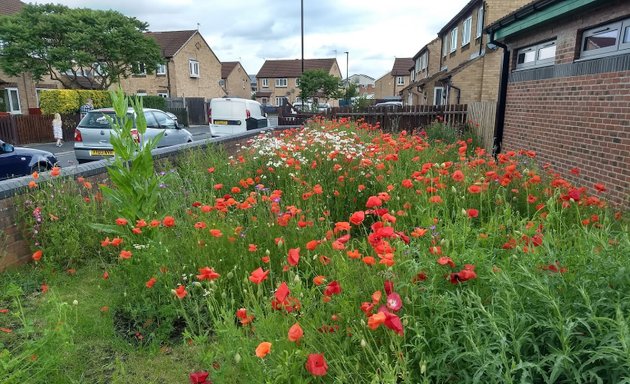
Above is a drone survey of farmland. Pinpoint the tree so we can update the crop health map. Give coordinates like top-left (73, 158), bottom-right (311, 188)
top-left (0, 4), bottom-right (163, 90)
top-left (297, 69), bottom-right (341, 104)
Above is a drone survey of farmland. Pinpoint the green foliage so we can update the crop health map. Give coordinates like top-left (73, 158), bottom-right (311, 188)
top-left (0, 4), bottom-right (163, 90)
top-left (336, 81), bottom-right (359, 101)
top-left (39, 89), bottom-right (111, 115)
top-left (98, 87), bottom-right (164, 220)
top-left (140, 96), bottom-right (166, 110)
top-left (297, 69), bottom-right (341, 102)
top-left (352, 94), bottom-right (373, 110)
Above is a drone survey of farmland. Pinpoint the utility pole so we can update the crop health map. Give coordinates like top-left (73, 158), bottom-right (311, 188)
top-left (344, 51), bottom-right (349, 105)
top-left (301, 0), bottom-right (304, 74)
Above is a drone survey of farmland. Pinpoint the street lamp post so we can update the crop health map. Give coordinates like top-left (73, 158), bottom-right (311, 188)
top-left (301, 0), bottom-right (304, 74)
top-left (344, 51), bottom-right (349, 106)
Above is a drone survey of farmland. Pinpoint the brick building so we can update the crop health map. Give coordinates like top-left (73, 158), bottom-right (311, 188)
top-left (402, 0), bottom-right (532, 106)
top-left (374, 58), bottom-right (413, 101)
top-left (118, 30), bottom-right (224, 100)
top-left (255, 59), bottom-right (342, 107)
top-left (220, 62), bottom-right (252, 99)
top-left (487, 0), bottom-right (629, 208)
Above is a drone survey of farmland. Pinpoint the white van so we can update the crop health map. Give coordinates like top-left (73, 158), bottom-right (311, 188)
top-left (208, 98), bottom-right (268, 137)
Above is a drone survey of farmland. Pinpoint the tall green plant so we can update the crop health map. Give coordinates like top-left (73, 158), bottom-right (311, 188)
top-left (99, 87), bottom-right (164, 220)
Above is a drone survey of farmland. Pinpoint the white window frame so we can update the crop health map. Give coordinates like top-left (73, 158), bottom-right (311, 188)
top-left (433, 86), bottom-right (445, 106)
top-left (275, 78), bottom-right (288, 87)
top-left (133, 62), bottom-right (147, 75)
top-left (420, 52), bottom-right (428, 71)
top-left (396, 76), bottom-right (405, 85)
top-left (35, 88), bottom-right (46, 107)
top-left (157, 92), bottom-right (169, 98)
top-left (275, 96), bottom-right (286, 106)
top-left (189, 59), bottom-right (200, 78)
top-left (5, 87), bottom-right (21, 114)
top-left (476, 6), bottom-right (484, 38)
top-left (442, 36), bottom-right (448, 58)
top-left (261, 78), bottom-right (269, 88)
top-left (516, 40), bottom-right (556, 69)
top-left (135, 92), bottom-right (148, 97)
top-left (462, 16), bottom-right (472, 46)
top-left (450, 27), bottom-right (458, 53)
top-left (156, 63), bottom-right (167, 75)
top-left (580, 18), bottom-right (630, 59)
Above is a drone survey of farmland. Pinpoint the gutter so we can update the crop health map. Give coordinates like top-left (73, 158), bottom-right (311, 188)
top-left (489, 31), bottom-right (509, 157)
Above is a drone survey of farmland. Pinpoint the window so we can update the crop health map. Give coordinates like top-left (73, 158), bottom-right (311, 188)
top-left (262, 78), bottom-right (268, 88)
top-left (156, 64), bottom-right (167, 75)
top-left (35, 88), bottom-right (46, 107)
top-left (219, 79), bottom-right (225, 87)
top-left (396, 76), bottom-right (405, 85)
top-left (462, 16), bottom-right (472, 46)
top-left (189, 60), bottom-right (199, 78)
top-left (157, 92), bottom-right (168, 98)
top-left (275, 78), bottom-right (288, 87)
top-left (433, 87), bottom-right (445, 106)
top-left (132, 62), bottom-right (146, 75)
top-left (5, 88), bottom-right (21, 114)
top-left (450, 27), bottom-right (458, 53)
top-left (275, 97), bottom-right (287, 106)
top-left (516, 40), bottom-right (556, 69)
top-left (442, 37), bottom-right (448, 57)
top-left (476, 6), bottom-right (484, 38)
top-left (261, 97), bottom-right (268, 105)
top-left (581, 18), bottom-right (630, 58)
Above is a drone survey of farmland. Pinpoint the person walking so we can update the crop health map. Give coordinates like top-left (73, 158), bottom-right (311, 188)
top-left (52, 113), bottom-right (63, 147)
top-left (80, 97), bottom-right (93, 119)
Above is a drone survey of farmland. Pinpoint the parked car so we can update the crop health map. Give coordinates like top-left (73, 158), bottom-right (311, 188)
top-left (74, 108), bottom-right (193, 163)
top-left (208, 98), bottom-right (268, 137)
top-left (374, 101), bottom-right (403, 108)
top-left (0, 139), bottom-right (58, 180)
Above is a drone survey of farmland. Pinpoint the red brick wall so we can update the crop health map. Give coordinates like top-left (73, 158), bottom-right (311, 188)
top-left (503, 71), bottom-right (630, 209)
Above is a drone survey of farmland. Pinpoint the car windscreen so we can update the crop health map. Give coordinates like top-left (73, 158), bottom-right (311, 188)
top-left (79, 111), bottom-right (134, 128)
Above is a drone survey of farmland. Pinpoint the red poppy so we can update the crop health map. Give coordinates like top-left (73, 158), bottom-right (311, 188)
top-left (467, 185), bottom-right (482, 194)
top-left (162, 216), bottom-right (175, 227)
top-left (437, 256), bottom-right (455, 268)
top-left (313, 275), bottom-right (326, 285)
top-left (146, 277), bottom-right (157, 288)
top-left (32, 250), bottom-right (43, 261)
top-left (275, 282), bottom-right (290, 303)
top-left (324, 281), bottom-right (341, 296)
top-left (287, 248), bottom-right (300, 266)
top-left (305, 353), bottom-right (328, 376)
top-left (174, 285), bottom-right (187, 299)
top-left (384, 280), bottom-right (394, 295)
top-left (255, 342), bottom-right (272, 358)
top-left (467, 208), bottom-right (479, 218)
top-left (365, 196), bottom-right (382, 208)
top-left (451, 170), bottom-right (464, 182)
top-left (115, 217), bottom-right (128, 226)
top-left (119, 250), bottom-right (132, 259)
top-left (349, 211), bottom-right (365, 225)
top-left (249, 268), bottom-right (269, 284)
top-left (196, 267), bottom-right (220, 281)
top-left (594, 183), bottom-right (606, 192)
top-left (288, 323), bottom-right (304, 343)
top-left (386, 292), bottom-right (402, 312)
top-left (189, 371), bottom-right (211, 384)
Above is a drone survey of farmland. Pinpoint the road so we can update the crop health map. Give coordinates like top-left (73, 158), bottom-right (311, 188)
top-left (24, 125), bottom-right (214, 169)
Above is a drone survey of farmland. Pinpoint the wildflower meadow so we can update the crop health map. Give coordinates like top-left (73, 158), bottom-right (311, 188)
top-left (1, 91), bottom-right (628, 383)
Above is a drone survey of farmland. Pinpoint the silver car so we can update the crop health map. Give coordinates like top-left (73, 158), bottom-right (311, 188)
top-left (73, 108), bottom-right (193, 163)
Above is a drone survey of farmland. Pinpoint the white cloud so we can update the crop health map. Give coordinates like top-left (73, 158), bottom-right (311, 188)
top-left (31, 0), bottom-right (470, 78)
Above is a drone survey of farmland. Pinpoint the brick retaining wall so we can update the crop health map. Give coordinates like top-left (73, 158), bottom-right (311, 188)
top-left (0, 128), bottom-right (281, 271)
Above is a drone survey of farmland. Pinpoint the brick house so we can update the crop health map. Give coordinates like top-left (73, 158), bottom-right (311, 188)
top-left (401, 0), bottom-right (531, 106)
top-left (374, 58), bottom-right (413, 101)
top-left (221, 61), bottom-right (252, 99)
top-left (348, 74), bottom-right (376, 98)
top-left (255, 58), bottom-right (342, 106)
top-left (486, 0), bottom-right (629, 209)
top-left (118, 30), bottom-right (224, 100)
top-left (0, 0), bottom-right (58, 115)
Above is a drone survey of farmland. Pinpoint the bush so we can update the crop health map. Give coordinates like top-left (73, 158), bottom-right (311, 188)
top-left (140, 96), bottom-right (166, 110)
top-left (39, 89), bottom-right (111, 115)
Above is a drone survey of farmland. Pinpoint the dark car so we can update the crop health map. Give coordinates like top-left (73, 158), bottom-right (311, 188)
top-left (0, 139), bottom-right (58, 180)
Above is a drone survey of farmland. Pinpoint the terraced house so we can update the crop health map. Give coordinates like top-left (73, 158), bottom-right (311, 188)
top-left (118, 30), bottom-right (224, 100)
top-left (374, 58), bottom-right (414, 101)
top-left (220, 62), bottom-right (251, 100)
top-left (255, 59), bottom-right (342, 107)
top-left (402, 0), bottom-right (532, 107)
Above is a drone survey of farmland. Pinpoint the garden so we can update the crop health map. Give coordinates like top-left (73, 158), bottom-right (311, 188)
top-left (1, 91), bottom-right (628, 383)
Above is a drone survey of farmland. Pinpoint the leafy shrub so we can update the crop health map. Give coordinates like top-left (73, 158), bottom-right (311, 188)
top-left (140, 96), bottom-right (166, 110)
top-left (39, 89), bottom-right (111, 115)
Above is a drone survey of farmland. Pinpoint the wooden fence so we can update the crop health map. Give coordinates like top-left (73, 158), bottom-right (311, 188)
top-left (0, 113), bottom-right (80, 145)
top-left (467, 102), bottom-right (497, 151)
top-left (278, 104), bottom-right (468, 132)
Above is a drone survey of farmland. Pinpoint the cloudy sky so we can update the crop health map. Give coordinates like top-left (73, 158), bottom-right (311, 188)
top-left (31, 0), bottom-right (470, 79)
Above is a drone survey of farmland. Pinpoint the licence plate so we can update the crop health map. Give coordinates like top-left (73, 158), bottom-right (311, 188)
top-left (90, 149), bottom-right (114, 156)
top-left (214, 120), bottom-right (228, 125)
